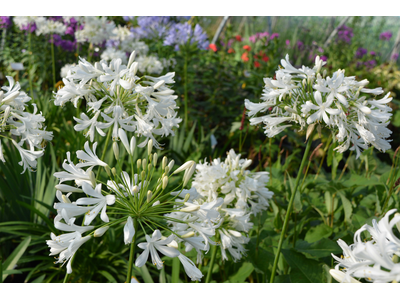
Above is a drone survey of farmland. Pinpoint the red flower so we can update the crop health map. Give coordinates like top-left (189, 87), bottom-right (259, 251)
top-left (209, 44), bottom-right (218, 52)
top-left (262, 55), bottom-right (269, 62)
top-left (228, 48), bottom-right (235, 54)
top-left (235, 35), bottom-right (242, 42)
top-left (243, 45), bottom-right (251, 52)
top-left (241, 52), bottom-right (249, 62)
top-left (254, 61), bottom-right (261, 68)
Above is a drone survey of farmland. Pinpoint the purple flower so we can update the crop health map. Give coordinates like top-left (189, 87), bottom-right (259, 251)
top-left (379, 31), bottom-right (392, 41)
top-left (131, 16), bottom-right (170, 39)
top-left (355, 47), bottom-right (368, 59)
top-left (317, 47), bottom-right (324, 53)
top-left (370, 51), bottom-right (376, 56)
top-left (0, 16), bottom-right (12, 29)
top-left (21, 22), bottom-right (37, 33)
top-left (49, 16), bottom-right (63, 22)
top-left (163, 22), bottom-right (209, 51)
top-left (364, 59), bottom-right (376, 69)
top-left (249, 32), bottom-right (269, 43)
top-left (337, 25), bottom-right (353, 44)
top-left (123, 16), bottom-right (135, 21)
top-left (270, 33), bottom-right (279, 40)
top-left (320, 55), bottom-right (327, 61)
top-left (286, 39), bottom-right (290, 46)
top-left (65, 26), bottom-right (75, 36)
top-left (297, 40), bottom-right (304, 51)
top-left (392, 53), bottom-right (399, 61)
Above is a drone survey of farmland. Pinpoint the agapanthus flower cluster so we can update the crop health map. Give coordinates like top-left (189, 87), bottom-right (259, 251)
top-left (75, 16), bottom-right (115, 45)
top-left (13, 16), bottom-right (38, 32)
top-left (164, 23), bottom-right (209, 51)
top-left (35, 17), bottom-right (66, 36)
top-left (379, 31), bottom-right (392, 41)
top-left (337, 25), bottom-right (354, 44)
top-left (330, 209), bottom-right (400, 283)
top-left (168, 149), bottom-right (273, 262)
top-left (54, 50), bottom-right (181, 149)
top-left (0, 76), bottom-right (53, 173)
top-left (102, 25), bottom-right (170, 74)
top-left (127, 17), bottom-right (190, 40)
top-left (49, 138), bottom-right (208, 280)
top-left (245, 54), bottom-right (393, 158)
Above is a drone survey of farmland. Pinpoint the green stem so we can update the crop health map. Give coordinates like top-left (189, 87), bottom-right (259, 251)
top-left (28, 29), bottom-right (34, 99)
top-left (126, 218), bottom-right (138, 283)
top-left (171, 245), bottom-right (181, 283)
top-left (205, 244), bottom-right (217, 283)
top-left (269, 133), bottom-right (314, 283)
top-left (97, 129), bottom-right (113, 180)
top-left (50, 35), bottom-right (56, 91)
top-left (183, 50), bottom-right (188, 129)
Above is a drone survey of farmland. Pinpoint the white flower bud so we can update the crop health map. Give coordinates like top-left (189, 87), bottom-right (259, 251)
top-left (153, 153), bottom-right (158, 167)
top-left (183, 163), bottom-right (196, 187)
top-left (127, 51), bottom-right (136, 68)
top-left (183, 193), bottom-right (190, 203)
top-left (284, 106), bottom-right (297, 114)
top-left (228, 230), bottom-right (242, 237)
top-left (113, 141), bottom-right (119, 160)
top-left (173, 160), bottom-right (195, 175)
top-left (136, 159), bottom-right (141, 170)
top-left (94, 226), bottom-right (109, 237)
top-left (0, 91), bottom-right (3, 101)
top-left (132, 186), bottom-right (139, 194)
top-left (147, 139), bottom-right (153, 156)
top-left (152, 200), bottom-right (160, 207)
top-left (329, 269), bottom-right (361, 283)
top-left (180, 204), bottom-right (200, 212)
top-left (142, 158), bottom-right (147, 170)
top-left (181, 231), bottom-right (195, 238)
top-left (130, 136), bottom-right (136, 155)
top-left (153, 80), bottom-right (165, 90)
top-left (55, 184), bottom-right (83, 193)
top-left (162, 176), bottom-right (168, 189)
top-left (124, 216), bottom-right (135, 245)
top-left (162, 156), bottom-right (167, 170)
top-left (88, 170), bottom-right (96, 187)
top-left (2, 106), bottom-right (11, 124)
top-left (118, 128), bottom-right (131, 155)
top-left (104, 165), bottom-right (111, 177)
top-left (167, 160), bottom-right (175, 172)
top-left (147, 190), bottom-right (152, 203)
top-left (306, 123), bottom-right (315, 141)
top-left (2, 91), bottom-right (20, 104)
top-left (302, 79), bottom-right (307, 87)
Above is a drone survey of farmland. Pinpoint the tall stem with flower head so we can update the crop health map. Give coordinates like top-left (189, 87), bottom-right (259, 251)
top-left (205, 243), bottom-right (218, 283)
top-left (50, 34), bottom-right (56, 91)
top-left (270, 132), bottom-right (314, 283)
top-left (27, 26), bottom-right (34, 99)
top-left (183, 49), bottom-right (188, 129)
top-left (126, 218), bottom-right (138, 283)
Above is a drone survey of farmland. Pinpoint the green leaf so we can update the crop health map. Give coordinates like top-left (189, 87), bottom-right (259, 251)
top-left (295, 238), bottom-right (341, 259)
top-left (337, 192), bottom-right (353, 223)
top-left (305, 223), bottom-right (332, 243)
top-left (32, 274), bottom-right (46, 283)
top-left (2, 236), bottom-right (31, 282)
top-left (98, 270), bottom-right (117, 283)
top-left (228, 262), bottom-right (254, 283)
top-left (281, 249), bottom-right (323, 283)
top-left (140, 265), bottom-right (154, 283)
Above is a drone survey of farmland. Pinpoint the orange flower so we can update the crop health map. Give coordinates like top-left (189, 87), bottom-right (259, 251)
top-left (243, 45), bottom-right (251, 52)
top-left (228, 48), bottom-right (235, 54)
top-left (254, 61), bottom-right (261, 68)
top-left (209, 44), bottom-right (218, 52)
top-left (241, 52), bottom-right (249, 62)
top-left (235, 35), bottom-right (242, 42)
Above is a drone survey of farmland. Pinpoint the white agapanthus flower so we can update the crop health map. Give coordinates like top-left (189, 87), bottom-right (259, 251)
top-left (75, 16), bottom-right (116, 45)
top-left (60, 63), bottom-right (76, 79)
top-left (168, 149), bottom-right (273, 262)
top-left (13, 16), bottom-right (39, 29)
top-left (54, 50), bottom-right (181, 149)
top-left (0, 76), bottom-right (53, 173)
top-left (49, 139), bottom-right (208, 280)
top-left (331, 209), bottom-right (400, 283)
top-left (35, 17), bottom-right (66, 36)
top-left (101, 48), bottom-right (128, 63)
top-left (136, 55), bottom-right (164, 75)
top-left (245, 54), bottom-right (393, 158)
